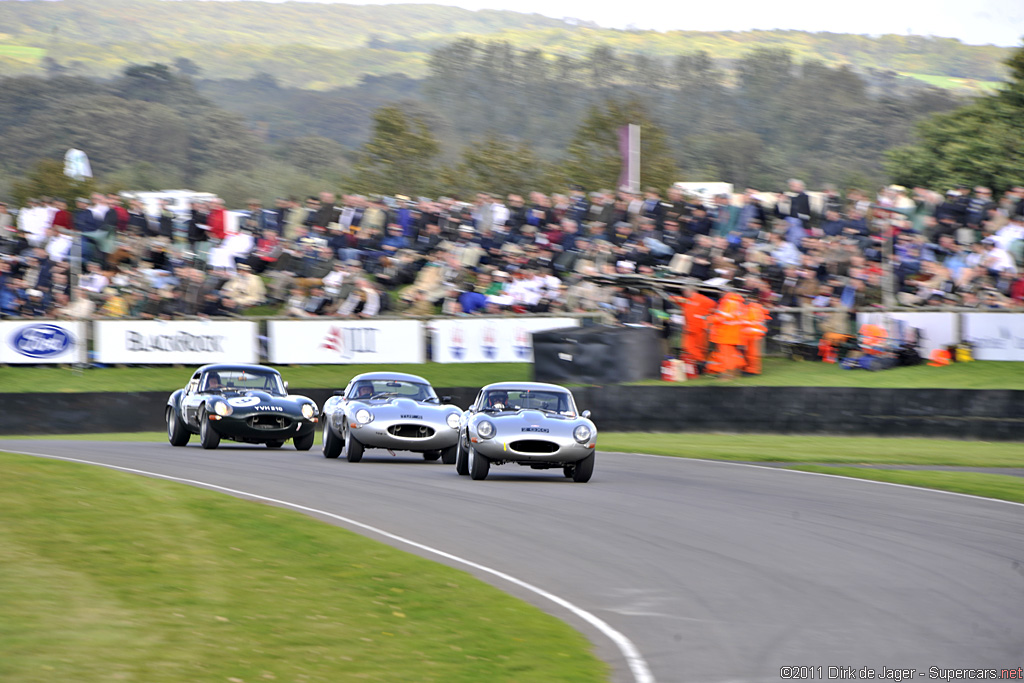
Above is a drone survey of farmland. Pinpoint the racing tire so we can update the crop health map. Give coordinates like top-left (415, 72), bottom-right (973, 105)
top-left (439, 444), bottom-right (458, 465)
top-left (345, 429), bottom-right (364, 463)
top-left (293, 430), bottom-right (315, 451)
top-left (199, 409), bottom-right (220, 450)
top-left (455, 433), bottom-right (469, 476)
top-left (322, 422), bottom-right (342, 459)
top-left (562, 465), bottom-right (574, 478)
top-left (266, 440), bottom-right (284, 449)
top-left (468, 444), bottom-right (489, 480)
top-left (572, 451), bottom-right (595, 483)
top-left (166, 406), bottom-right (190, 447)
top-left (422, 450), bottom-right (442, 462)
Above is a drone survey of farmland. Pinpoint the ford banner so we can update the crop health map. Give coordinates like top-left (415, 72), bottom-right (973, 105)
top-left (0, 321), bottom-right (85, 364)
top-left (94, 320), bottom-right (258, 364)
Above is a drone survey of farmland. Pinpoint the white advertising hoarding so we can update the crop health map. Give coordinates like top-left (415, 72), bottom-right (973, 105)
top-left (962, 313), bottom-right (1024, 361)
top-left (856, 312), bottom-right (957, 359)
top-left (267, 319), bottom-right (425, 364)
top-left (94, 320), bottom-right (258, 365)
top-left (430, 317), bottom-right (580, 363)
top-left (0, 320), bottom-right (85, 364)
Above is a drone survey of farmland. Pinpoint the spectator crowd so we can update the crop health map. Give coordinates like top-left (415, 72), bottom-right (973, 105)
top-left (2, 181), bottom-right (1024, 331)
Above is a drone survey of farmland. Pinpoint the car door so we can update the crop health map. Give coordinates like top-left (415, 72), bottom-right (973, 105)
top-left (182, 373), bottom-right (204, 427)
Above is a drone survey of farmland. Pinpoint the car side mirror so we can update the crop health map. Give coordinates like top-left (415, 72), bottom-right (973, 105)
top-left (284, 381), bottom-right (289, 389)
top-left (441, 395), bottom-right (452, 404)
top-left (333, 389), bottom-right (345, 396)
top-left (582, 410), bottom-right (591, 419)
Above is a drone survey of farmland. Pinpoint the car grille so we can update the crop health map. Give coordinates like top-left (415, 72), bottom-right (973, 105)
top-left (247, 415), bottom-right (292, 430)
top-left (510, 440), bottom-right (559, 454)
top-left (388, 424), bottom-right (435, 439)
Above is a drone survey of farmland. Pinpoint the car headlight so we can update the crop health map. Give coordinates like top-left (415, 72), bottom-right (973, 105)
top-left (213, 401), bottom-right (233, 417)
top-left (446, 413), bottom-right (460, 429)
top-left (355, 409), bottom-right (373, 425)
top-left (573, 425), bottom-right (592, 444)
top-left (476, 420), bottom-right (495, 439)
top-left (301, 404), bottom-right (315, 420)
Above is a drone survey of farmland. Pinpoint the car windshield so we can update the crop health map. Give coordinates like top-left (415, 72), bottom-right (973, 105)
top-left (347, 379), bottom-right (436, 402)
top-left (202, 369), bottom-right (285, 395)
top-left (481, 389), bottom-right (574, 415)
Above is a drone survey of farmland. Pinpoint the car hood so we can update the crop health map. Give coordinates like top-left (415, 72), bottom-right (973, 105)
top-left (354, 398), bottom-right (460, 421)
top-left (217, 390), bottom-right (315, 415)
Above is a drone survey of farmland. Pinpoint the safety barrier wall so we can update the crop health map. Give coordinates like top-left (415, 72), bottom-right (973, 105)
top-left (2, 386), bottom-right (1021, 440)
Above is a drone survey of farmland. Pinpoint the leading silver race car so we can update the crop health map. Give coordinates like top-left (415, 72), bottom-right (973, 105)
top-left (320, 372), bottom-right (463, 463)
top-left (457, 382), bottom-right (596, 482)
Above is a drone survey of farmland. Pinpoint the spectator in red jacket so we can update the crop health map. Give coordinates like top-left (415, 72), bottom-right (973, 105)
top-left (208, 198), bottom-right (227, 241)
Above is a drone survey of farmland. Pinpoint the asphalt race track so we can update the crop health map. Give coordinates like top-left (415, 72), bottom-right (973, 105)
top-left (3, 439), bottom-right (1023, 683)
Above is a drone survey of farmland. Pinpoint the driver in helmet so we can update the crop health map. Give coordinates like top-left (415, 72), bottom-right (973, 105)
top-left (206, 372), bottom-right (222, 391)
top-left (485, 389), bottom-right (508, 410)
top-left (353, 383), bottom-right (374, 400)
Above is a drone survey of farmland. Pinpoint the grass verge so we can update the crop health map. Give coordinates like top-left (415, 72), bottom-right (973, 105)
top-left (0, 363), bottom-right (531, 394)
top-left (597, 432), bottom-right (1024, 467)
top-left (2, 360), bottom-right (1024, 393)
top-left (0, 451), bottom-right (607, 683)
top-left (787, 466), bottom-right (1024, 505)
top-left (628, 359), bottom-right (1024, 388)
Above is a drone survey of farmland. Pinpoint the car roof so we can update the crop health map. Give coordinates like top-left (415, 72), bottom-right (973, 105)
top-left (349, 371), bottom-right (431, 384)
top-left (197, 364), bottom-right (282, 376)
top-left (479, 382), bottom-right (571, 393)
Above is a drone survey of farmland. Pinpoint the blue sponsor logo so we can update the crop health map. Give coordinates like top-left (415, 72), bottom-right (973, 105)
top-left (10, 324), bottom-right (74, 359)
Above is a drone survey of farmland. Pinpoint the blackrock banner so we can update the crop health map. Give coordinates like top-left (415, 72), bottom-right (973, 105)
top-left (94, 320), bottom-right (258, 364)
top-left (0, 321), bottom-right (85, 364)
top-left (267, 319), bottom-right (425, 364)
top-left (430, 317), bottom-right (581, 363)
top-left (962, 313), bottom-right (1024, 361)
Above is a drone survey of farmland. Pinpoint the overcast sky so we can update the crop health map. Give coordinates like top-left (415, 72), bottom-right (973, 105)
top-left (254, 0), bottom-right (1024, 47)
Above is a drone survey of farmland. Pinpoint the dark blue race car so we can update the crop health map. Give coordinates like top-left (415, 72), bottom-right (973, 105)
top-left (166, 364), bottom-right (319, 450)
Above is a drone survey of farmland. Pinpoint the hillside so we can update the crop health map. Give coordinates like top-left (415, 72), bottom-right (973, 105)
top-left (0, 0), bottom-right (1012, 90)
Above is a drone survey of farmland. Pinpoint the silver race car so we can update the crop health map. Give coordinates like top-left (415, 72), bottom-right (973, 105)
top-left (457, 382), bottom-right (596, 482)
top-left (321, 372), bottom-right (462, 463)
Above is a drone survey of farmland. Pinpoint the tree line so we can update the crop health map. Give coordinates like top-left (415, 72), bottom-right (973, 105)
top-left (4, 40), bottom-right (1023, 206)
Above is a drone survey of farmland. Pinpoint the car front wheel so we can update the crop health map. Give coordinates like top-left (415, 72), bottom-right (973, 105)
top-left (572, 451), bottom-right (595, 483)
top-left (468, 443), bottom-right (489, 480)
top-left (199, 409), bottom-right (220, 450)
top-left (439, 444), bottom-right (457, 465)
top-left (266, 440), bottom-right (284, 449)
top-left (322, 421), bottom-right (342, 459)
top-left (294, 430), bottom-right (314, 451)
top-left (345, 427), bottom-right (364, 463)
top-left (455, 432), bottom-right (469, 476)
top-left (422, 450), bottom-right (442, 462)
top-left (167, 406), bottom-right (190, 447)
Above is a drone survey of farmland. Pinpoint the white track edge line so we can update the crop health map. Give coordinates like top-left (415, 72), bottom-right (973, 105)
top-left (3, 448), bottom-right (655, 683)
top-left (610, 451), bottom-right (1024, 508)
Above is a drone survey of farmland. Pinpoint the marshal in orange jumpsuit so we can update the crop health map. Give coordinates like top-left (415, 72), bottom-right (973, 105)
top-left (670, 289), bottom-right (716, 369)
top-left (741, 300), bottom-right (770, 375)
top-left (706, 292), bottom-right (746, 378)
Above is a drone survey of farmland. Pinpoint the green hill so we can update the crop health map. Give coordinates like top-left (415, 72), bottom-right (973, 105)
top-left (0, 0), bottom-right (1011, 90)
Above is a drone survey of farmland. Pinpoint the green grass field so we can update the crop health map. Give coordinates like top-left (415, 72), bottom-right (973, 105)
top-left (0, 451), bottom-right (606, 683)
top-left (2, 359), bottom-right (1022, 393)
top-left (0, 363), bottom-right (531, 394)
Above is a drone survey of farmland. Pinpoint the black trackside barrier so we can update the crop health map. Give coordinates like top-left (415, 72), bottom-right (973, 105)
top-left (1, 387), bottom-right (1020, 441)
top-left (532, 325), bottom-right (663, 385)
